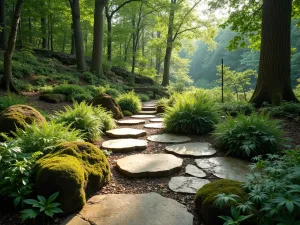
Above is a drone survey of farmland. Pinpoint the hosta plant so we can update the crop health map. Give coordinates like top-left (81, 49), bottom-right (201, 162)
top-left (213, 113), bottom-right (283, 159)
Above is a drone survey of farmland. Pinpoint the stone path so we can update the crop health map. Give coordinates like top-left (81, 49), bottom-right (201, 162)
top-left (138, 110), bottom-right (157, 115)
top-left (148, 134), bottom-right (191, 143)
top-left (185, 164), bottom-right (206, 178)
top-left (117, 119), bottom-right (146, 125)
top-left (106, 128), bottom-right (146, 138)
top-left (168, 177), bottom-right (210, 194)
top-left (101, 139), bottom-right (147, 152)
top-left (150, 118), bottom-right (164, 122)
top-left (165, 142), bottom-right (217, 157)
top-left (62, 193), bottom-right (193, 225)
top-left (144, 123), bottom-right (165, 129)
top-left (131, 114), bottom-right (156, 119)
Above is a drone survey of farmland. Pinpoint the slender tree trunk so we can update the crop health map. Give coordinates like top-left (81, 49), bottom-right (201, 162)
top-left (250, 0), bottom-right (298, 105)
top-left (162, 0), bottom-right (176, 86)
top-left (41, 17), bottom-right (47, 49)
top-left (131, 14), bottom-right (136, 73)
top-left (69, 0), bottom-right (86, 71)
top-left (156, 31), bottom-right (161, 74)
top-left (106, 14), bottom-right (112, 62)
top-left (70, 23), bottom-right (75, 55)
top-left (50, 15), bottom-right (53, 51)
top-left (0, 0), bottom-right (7, 49)
top-left (0, 0), bottom-right (23, 92)
top-left (28, 17), bottom-right (32, 44)
top-left (62, 33), bottom-right (66, 52)
top-left (90, 0), bottom-right (107, 76)
top-left (17, 19), bottom-right (22, 47)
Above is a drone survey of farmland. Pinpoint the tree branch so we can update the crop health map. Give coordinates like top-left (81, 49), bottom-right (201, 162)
top-left (174, 26), bottom-right (202, 38)
top-left (110, 0), bottom-right (141, 17)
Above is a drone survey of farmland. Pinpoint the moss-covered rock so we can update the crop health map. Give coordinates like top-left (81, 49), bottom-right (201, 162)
top-left (122, 110), bottom-right (133, 116)
top-left (34, 142), bottom-right (110, 213)
top-left (90, 93), bottom-right (123, 119)
top-left (195, 179), bottom-right (246, 225)
top-left (0, 105), bottom-right (46, 135)
top-left (39, 94), bottom-right (66, 103)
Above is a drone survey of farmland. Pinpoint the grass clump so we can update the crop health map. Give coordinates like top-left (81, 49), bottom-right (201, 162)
top-left (220, 101), bottom-right (255, 116)
top-left (164, 91), bottom-right (219, 134)
top-left (0, 93), bottom-right (28, 111)
top-left (213, 113), bottom-right (283, 159)
top-left (117, 91), bottom-right (142, 114)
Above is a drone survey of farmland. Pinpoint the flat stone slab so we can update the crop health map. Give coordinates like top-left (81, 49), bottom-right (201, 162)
top-left (195, 157), bottom-right (249, 182)
top-left (131, 115), bottom-right (156, 119)
top-left (185, 165), bottom-right (206, 178)
top-left (150, 118), bottom-right (164, 122)
top-left (168, 176), bottom-right (210, 194)
top-left (106, 128), bottom-right (146, 138)
top-left (142, 106), bottom-right (156, 111)
top-left (138, 111), bottom-right (157, 115)
top-left (117, 119), bottom-right (146, 125)
top-left (148, 134), bottom-right (191, 143)
top-left (101, 139), bottom-right (147, 152)
top-left (117, 154), bottom-right (183, 178)
top-left (144, 123), bottom-right (165, 129)
top-left (165, 142), bottom-right (217, 157)
top-left (62, 193), bottom-right (193, 225)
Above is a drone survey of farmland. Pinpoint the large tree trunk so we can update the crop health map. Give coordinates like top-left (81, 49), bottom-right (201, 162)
top-left (70, 0), bottom-right (86, 71)
top-left (162, 0), bottom-right (176, 86)
top-left (0, 0), bottom-right (23, 92)
top-left (90, 0), bottom-right (107, 76)
top-left (41, 17), bottom-right (47, 49)
top-left (250, 0), bottom-right (298, 105)
top-left (0, 0), bottom-right (7, 49)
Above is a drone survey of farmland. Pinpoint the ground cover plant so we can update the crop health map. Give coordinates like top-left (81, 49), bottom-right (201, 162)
top-left (0, 93), bottom-right (28, 111)
top-left (117, 91), bottom-right (142, 114)
top-left (262, 102), bottom-right (300, 122)
top-left (213, 113), bottom-right (283, 159)
top-left (220, 101), bottom-right (255, 116)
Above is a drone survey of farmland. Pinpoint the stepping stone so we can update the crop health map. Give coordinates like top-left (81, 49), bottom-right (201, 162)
top-left (148, 134), bottom-right (191, 143)
top-left (144, 123), bottom-right (165, 129)
top-left (168, 176), bottom-right (210, 194)
top-left (101, 139), bottom-right (147, 153)
top-left (150, 118), bottom-right (164, 123)
top-left (131, 115), bottom-right (156, 119)
top-left (138, 111), bottom-right (157, 115)
top-left (195, 157), bottom-right (249, 182)
top-left (165, 142), bottom-right (217, 157)
top-left (62, 193), bottom-right (193, 225)
top-left (185, 164), bottom-right (206, 178)
top-left (117, 119), bottom-right (146, 125)
top-left (117, 154), bottom-right (183, 178)
top-left (142, 106), bottom-right (156, 111)
top-left (106, 128), bottom-right (146, 138)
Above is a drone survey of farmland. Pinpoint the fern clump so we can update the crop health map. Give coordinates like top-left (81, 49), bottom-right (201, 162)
top-left (164, 91), bottom-right (219, 134)
top-left (55, 102), bottom-right (115, 142)
top-left (220, 101), bottom-right (255, 116)
top-left (0, 93), bottom-right (28, 111)
top-left (213, 113), bottom-right (283, 159)
top-left (117, 91), bottom-right (142, 114)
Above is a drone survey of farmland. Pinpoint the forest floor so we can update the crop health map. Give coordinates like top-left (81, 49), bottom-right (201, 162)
top-left (0, 93), bottom-right (299, 225)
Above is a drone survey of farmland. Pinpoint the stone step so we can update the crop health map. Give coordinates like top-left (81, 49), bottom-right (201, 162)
top-left (165, 142), bottom-right (217, 157)
top-left (62, 193), bottom-right (193, 225)
top-left (144, 123), bottom-right (165, 129)
top-left (147, 134), bottom-right (191, 143)
top-left (106, 128), bottom-right (146, 138)
top-left (150, 118), bottom-right (164, 123)
top-left (102, 139), bottom-right (147, 153)
top-left (117, 119), bottom-right (145, 125)
top-left (142, 106), bottom-right (156, 111)
top-left (131, 115), bottom-right (156, 119)
top-left (138, 111), bottom-right (157, 115)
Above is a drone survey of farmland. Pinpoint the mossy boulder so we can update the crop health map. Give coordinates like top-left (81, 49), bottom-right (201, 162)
top-left (34, 142), bottom-right (110, 213)
top-left (90, 93), bottom-right (123, 119)
top-left (195, 179), bottom-right (246, 225)
top-left (0, 105), bottom-right (46, 135)
top-left (39, 94), bottom-right (66, 103)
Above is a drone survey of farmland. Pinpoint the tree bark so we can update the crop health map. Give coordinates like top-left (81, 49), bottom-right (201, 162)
top-left (0, 0), bottom-right (7, 49)
top-left (131, 14), bottom-right (136, 73)
top-left (106, 11), bottom-right (112, 62)
top-left (250, 0), bottom-right (298, 105)
top-left (69, 0), bottom-right (86, 71)
top-left (0, 0), bottom-right (23, 92)
top-left (162, 0), bottom-right (176, 86)
top-left (41, 17), bottom-right (47, 49)
top-left (90, 0), bottom-right (107, 76)
top-left (28, 17), bottom-right (32, 44)
top-left (156, 31), bottom-right (161, 75)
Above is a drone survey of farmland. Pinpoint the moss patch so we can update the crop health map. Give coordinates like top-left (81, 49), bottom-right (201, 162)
top-left (39, 94), bottom-right (66, 103)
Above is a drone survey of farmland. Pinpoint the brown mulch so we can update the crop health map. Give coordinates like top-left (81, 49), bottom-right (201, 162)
top-left (0, 95), bottom-right (299, 225)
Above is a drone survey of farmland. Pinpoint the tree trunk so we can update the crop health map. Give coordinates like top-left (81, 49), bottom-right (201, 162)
top-left (41, 17), bottom-right (47, 49)
top-left (106, 14), bottom-right (112, 62)
top-left (28, 17), bottom-right (32, 44)
top-left (70, 0), bottom-right (86, 71)
top-left (90, 0), bottom-right (107, 76)
top-left (162, 0), bottom-right (176, 86)
top-left (0, 0), bottom-right (7, 49)
top-left (250, 0), bottom-right (298, 105)
top-left (70, 23), bottom-right (75, 55)
top-left (131, 14), bottom-right (136, 73)
top-left (17, 18), bottom-right (22, 47)
top-left (0, 0), bottom-right (23, 92)
top-left (156, 31), bottom-right (161, 75)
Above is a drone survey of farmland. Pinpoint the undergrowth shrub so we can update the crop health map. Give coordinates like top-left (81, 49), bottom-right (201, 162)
top-left (105, 88), bottom-right (121, 98)
top-left (262, 102), bottom-right (300, 122)
top-left (0, 93), bottom-right (28, 111)
top-left (13, 121), bottom-right (82, 153)
top-left (138, 94), bottom-right (150, 102)
top-left (220, 101), bottom-right (255, 116)
top-left (117, 91), bottom-right (142, 114)
top-left (122, 110), bottom-right (133, 116)
top-left (51, 84), bottom-right (93, 102)
top-left (164, 91), bottom-right (219, 134)
top-left (213, 113), bottom-right (283, 159)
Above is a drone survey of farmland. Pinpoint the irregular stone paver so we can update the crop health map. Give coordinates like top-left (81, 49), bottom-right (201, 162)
top-left (117, 119), bottom-right (145, 125)
top-left (142, 106), bottom-right (156, 111)
top-left (117, 154), bottom-right (183, 178)
top-left (101, 139), bottom-right (147, 152)
top-left (144, 123), bottom-right (165, 129)
top-left (138, 111), bottom-right (157, 115)
top-left (148, 134), bottom-right (191, 143)
top-left (185, 165), bottom-right (206, 178)
top-left (106, 128), bottom-right (146, 138)
top-left (168, 177), bottom-right (210, 194)
top-left (150, 118), bottom-right (164, 123)
top-left (195, 157), bottom-right (249, 182)
top-left (62, 193), bottom-right (193, 225)
top-left (165, 142), bottom-right (217, 157)
top-left (131, 115), bottom-right (156, 119)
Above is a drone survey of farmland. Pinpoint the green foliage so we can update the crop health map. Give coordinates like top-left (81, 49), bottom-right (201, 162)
top-left (122, 110), bottom-right (133, 116)
top-left (164, 91), bottom-right (220, 134)
top-left (13, 121), bottom-right (82, 153)
top-left (220, 102), bottom-right (255, 116)
top-left (105, 87), bottom-right (121, 98)
top-left (213, 113), bottom-right (283, 159)
top-left (138, 94), bottom-right (150, 102)
top-left (20, 192), bottom-right (63, 223)
top-left (51, 84), bottom-right (94, 102)
top-left (0, 93), bottom-right (28, 111)
top-left (117, 91), bottom-right (142, 114)
top-left (262, 102), bottom-right (300, 122)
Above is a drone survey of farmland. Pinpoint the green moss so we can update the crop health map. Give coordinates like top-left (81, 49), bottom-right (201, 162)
top-left (122, 110), bottom-right (133, 116)
top-left (39, 94), bottom-right (66, 103)
top-left (0, 105), bottom-right (46, 135)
